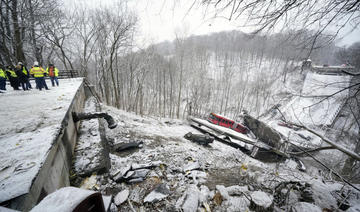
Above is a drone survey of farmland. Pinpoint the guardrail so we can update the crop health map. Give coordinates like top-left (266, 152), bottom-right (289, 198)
top-left (58, 70), bottom-right (80, 78)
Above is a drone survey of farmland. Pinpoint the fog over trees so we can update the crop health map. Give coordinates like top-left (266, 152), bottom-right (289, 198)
top-left (1, 0), bottom-right (359, 119)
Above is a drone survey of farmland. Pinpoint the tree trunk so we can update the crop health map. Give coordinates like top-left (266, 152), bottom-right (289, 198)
top-left (11, 0), bottom-right (26, 63)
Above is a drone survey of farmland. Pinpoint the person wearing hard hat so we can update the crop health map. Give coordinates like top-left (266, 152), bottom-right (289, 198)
top-left (0, 64), bottom-right (7, 92)
top-left (30, 61), bottom-right (49, 91)
top-left (17, 62), bottom-right (32, 89)
top-left (15, 62), bottom-right (29, 91)
top-left (46, 63), bottom-right (59, 86)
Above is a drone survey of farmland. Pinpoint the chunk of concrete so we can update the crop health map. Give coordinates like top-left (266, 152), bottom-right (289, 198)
top-left (114, 189), bottom-right (129, 206)
top-left (182, 185), bottom-right (200, 212)
top-left (132, 161), bottom-right (162, 170)
top-left (113, 164), bottom-right (131, 182)
top-left (144, 184), bottom-right (171, 203)
top-left (226, 185), bottom-right (249, 196)
top-left (183, 161), bottom-right (200, 172)
top-left (132, 169), bottom-right (150, 179)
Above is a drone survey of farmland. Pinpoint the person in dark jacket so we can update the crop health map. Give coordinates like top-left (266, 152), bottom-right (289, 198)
top-left (0, 64), bottom-right (7, 92)
top-left (5, 65), bottom-right (20, 90)
top-left (15, 63), bottom-right (29, 91)
top-left (18, 62), bottom-right (32, 89)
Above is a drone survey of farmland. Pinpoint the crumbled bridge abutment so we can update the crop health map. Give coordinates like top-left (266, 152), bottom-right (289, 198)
top-left (244, 114), bottom-right (283, 148)
top-left (71, 97), bottom-right (111, 185)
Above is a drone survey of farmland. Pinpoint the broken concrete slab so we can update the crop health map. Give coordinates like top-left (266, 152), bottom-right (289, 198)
top-left (112, 164), bottom-right (132, 182)
top-left (114, 189), bottom-right (129, 206)
top-left (243, 114), bottom-right (284, 150)
top-left (131, 161), bottom-right (162, 170)
top-left (102, 195), bottom-right (112, 211)
top-left (183, 161), bottom-right (200, 172)
top-left (226, 185), bottom-right (249, 196)
top-left (132, 169), bottom-right (150, 179)
top-left (143, 183), bottom-right (171, 203)
top-left (182, 185), bottom-right (200, 212)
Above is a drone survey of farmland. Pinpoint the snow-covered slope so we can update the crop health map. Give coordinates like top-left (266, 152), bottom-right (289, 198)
top-left (281, 73), bottom-right (352, 126)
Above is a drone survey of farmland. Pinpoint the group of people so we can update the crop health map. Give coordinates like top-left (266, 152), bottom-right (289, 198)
top-left (0, 61), bottom-right (60, 92)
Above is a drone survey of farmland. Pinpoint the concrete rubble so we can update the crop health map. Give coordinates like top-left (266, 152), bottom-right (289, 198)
top-left (68, 102), bottom-right (360, 211)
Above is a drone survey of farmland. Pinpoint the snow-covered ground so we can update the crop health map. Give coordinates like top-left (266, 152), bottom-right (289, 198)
top-left (280, 73), bottom-right (352, 126)
top-left (0, 78), bottom-right (83, 203)
top-left (68, 103), bottom-right (360, 211)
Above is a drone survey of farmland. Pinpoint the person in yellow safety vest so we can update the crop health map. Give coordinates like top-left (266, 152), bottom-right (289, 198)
top-left (15, 63), bottom-right (29, 91)
top-left (46, 64), bottom-right (59, 87)
top-left (5, 65), bottom-right (20, 90)
top-left (0, 64), bottom-right (7, 92)
top-left (30, 61), bottom-right (49, 91)
top-left (18, 62), bottom-right (32, 89)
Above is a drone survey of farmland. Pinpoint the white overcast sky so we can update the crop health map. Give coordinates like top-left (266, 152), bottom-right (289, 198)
top-left (65, 0), bottom-right (360, 47)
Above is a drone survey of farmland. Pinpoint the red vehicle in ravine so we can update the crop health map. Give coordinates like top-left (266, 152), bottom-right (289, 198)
top-left (207, 113), bottom-right (248, 134)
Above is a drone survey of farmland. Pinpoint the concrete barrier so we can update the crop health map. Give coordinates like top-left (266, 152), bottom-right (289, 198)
top-left (9, 81), bottom-right (87, 211)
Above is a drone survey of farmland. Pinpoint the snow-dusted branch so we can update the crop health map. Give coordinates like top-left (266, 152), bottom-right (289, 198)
top-left (290, 122), bottom-right (360, 161)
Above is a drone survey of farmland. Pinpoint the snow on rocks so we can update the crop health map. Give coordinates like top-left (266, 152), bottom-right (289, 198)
top-left (143, 183), bottom-right (171, 203)
top-left (250, 191), bottom-right (273, 211)
top-left (226, 185), bottom-right (249, 196)
top-left (290, 202), bottom-right (322, 212)
top-left (114, 189), bottom-right (129, 206)
top-left (183, 161), bottom-right (201, 172)
top-left (180, 185), bottom-right (201, 212)
top-left (216, 185), bottom-right (230, 200)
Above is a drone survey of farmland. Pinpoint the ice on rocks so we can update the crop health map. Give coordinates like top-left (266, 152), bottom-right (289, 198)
top-left (143, 184), bottom-right (170, 203)
top-left (114, 189), bottom-right (129, 206)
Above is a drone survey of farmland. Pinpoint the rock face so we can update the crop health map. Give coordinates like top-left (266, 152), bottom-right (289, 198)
top-left (143, 184), bottom-right (171, 203)
top-left (250, 191), bottom-right (273, 212)
top-left (114, 189), bottom-right (130, 206)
